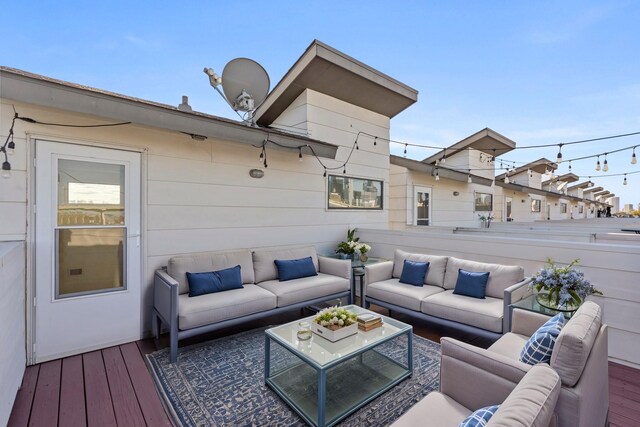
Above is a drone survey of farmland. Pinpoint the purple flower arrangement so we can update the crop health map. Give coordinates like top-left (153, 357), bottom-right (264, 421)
top-left (530, 258), bottom-right (602, 308)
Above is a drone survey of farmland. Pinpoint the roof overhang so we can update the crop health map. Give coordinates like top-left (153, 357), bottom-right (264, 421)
top-left (255, 40), bottom-right (418, 126)
top-left (594, 190), bottom-right (611, 198)
top-left (496, 158), bottom-right (557, 180)
top-left (583, 187), bottom-right (604, 196)
top-left (423, 128), bottom-right (516, 164)
top-left (495, 181), bottom-right (549, 197)
top-left (391, 155), bottom-right (493, 186)
top-left (568, 180), bottom-right (595, 190)
top-left (0, 66), bottom-right (339, 159)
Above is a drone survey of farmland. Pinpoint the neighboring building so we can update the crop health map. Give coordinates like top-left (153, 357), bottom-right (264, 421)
top-left (389, 128), bottom-right (514, 228)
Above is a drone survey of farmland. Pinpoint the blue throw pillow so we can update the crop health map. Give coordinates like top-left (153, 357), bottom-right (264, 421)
top-left (459, 405), bottom-right (500, 427)
top-left (453, 269), bottom-right (490, 299)
top-left (274, 257), bottom-right (318, 282)
top-left (187, 265), bottom-right (243, 297)
top-left (399, 260), bottom-right (430, 286)
top-left (519, 313), bottom-right (565, 365)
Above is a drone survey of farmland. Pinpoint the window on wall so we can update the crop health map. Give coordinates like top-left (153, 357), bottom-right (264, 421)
top-left (327, 175), bottom-right (383, 209)
top-left (414, 186), bottom-right (431, 226)
top-left (474, 192), bottom-right (493, 211)
top-left (560, 203), bottom-right (567, 213)
top-left (531, 199), bottom-right (542, 212)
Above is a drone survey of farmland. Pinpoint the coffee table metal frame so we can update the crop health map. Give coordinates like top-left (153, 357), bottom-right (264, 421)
top-left (264, 305), bottom-right (413, 427)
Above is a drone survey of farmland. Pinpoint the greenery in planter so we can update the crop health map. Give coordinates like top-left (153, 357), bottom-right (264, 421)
top-left (530, 258), bottom-right (602, 308)
top-left (313, 306), bottom-right (358, 330)
top-left (336, 228), bottom-right (359, 255)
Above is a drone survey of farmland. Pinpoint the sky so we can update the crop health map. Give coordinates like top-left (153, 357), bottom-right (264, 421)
top-left (2, 1), bottom-right (639, 207)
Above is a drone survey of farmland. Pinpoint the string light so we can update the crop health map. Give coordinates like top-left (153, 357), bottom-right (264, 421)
top-left (440, 149), bottom-right (446, 164)
top-left (632, 147), bottom-right (637, 165)
top-left (568, 161), bottom-right (572, 172)
top-left (603, 154), bottom-right (609, 172)
top-left (323, 168), bottom-right (327, 178)
top-left (298, 147), bottom-right (303, 162)
top-left (596, 156), bottom-right (601, 171)
top-left (467, 172), bottom-right (472, 183)
top-left (623, 174), bottom-right (627, 185)
top-left (403, 144), bottom-right (407, 157)
top-left (343, 165), bottom-right (346, 174)
top-left (435, 168), bottom-right (440, 181)
top-left (556, 144), bottom-right (563, 163)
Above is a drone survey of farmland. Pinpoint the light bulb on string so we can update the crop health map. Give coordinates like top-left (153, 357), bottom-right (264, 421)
top-left (441, 150), bottom-right (446, 164)
top-left (298, 147), bottom-right (303, 162)
top-left (623, 174), bottom-right (628, 185)
top-left (596, 157), bottom-right (601, 171)
top-left (323, 168), bottom-right (327, 178)
top-left (2, 161), bottom-right (11, 178)
top-left (435, 168), bottom-right (440, 181)
top-left (7, 139), bottom-right (15, 155)
top-left (467, 173), bottom-right (472, 184)
top-left (343, 165), bottom-right (346, 174)
top-left (603, 154), bottom-right (608, 172)
top-left (632, 147), bottom-right (637, 165)
top-left (403, 144), bottom-right (407, 157)
top-left (556, 144), bottom-right (563, 163)
top-left (568, 161), bottom-right (572, 172)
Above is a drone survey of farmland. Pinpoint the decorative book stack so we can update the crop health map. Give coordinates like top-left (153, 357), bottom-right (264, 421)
top-left (357, 313), bottom-right (383, 332)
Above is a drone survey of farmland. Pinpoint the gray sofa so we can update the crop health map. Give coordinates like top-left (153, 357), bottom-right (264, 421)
top-left (152, 246), bottom-right (351, 362)
top-left (364, 249), bottom-right (531, 340)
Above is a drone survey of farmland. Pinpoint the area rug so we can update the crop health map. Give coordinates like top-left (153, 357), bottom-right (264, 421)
top-left (147, 328), bottom-right (441, 426)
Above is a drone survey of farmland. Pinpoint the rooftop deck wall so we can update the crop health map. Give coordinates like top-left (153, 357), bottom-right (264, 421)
top-left (359, 226), bottom-right (640, 368)
top-left (0, 242), bottom-right (26, 425)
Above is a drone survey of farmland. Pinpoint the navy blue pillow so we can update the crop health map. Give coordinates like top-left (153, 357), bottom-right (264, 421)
top-left (453, 269), bottom-right (490, 299)
top-left (187, 265), bottom-right (243, 297)
top-left (399, 260), bottom-right (430, 286)
top-left (274, 257), bottom-right (318, 282)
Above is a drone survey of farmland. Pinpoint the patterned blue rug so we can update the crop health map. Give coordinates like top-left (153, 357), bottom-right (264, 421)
top-left (147, 328), bottom-right (441, 426)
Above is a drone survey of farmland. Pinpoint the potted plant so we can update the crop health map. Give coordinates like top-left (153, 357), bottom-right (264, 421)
top-left (530, 258), bottom-right (602, 310)
top-left (478, 213), bottom-right (495, 228)
top-left (311, 305), bottom-right (359, 342)
top-left (355, 243), bottom-right (371, 262)
top-left (336, 228), bottom-right (359, 259)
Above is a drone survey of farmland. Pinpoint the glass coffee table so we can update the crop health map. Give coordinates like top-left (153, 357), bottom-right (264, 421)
top-left (264, 305), bottom-right (413, 427)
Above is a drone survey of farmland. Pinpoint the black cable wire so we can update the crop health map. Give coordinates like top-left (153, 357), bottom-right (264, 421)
top-left (16, 116), bottom-right (131, 128)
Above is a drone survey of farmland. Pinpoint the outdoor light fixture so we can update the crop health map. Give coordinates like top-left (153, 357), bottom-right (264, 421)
top-left (467, 174), bottom-right (472, 183)
top-left (404, 144), bottom-right (407, 157)
top-left (632, 147), bottom-right (637, 164)
top-left (623, 174), bottom-right (628, 185)
top-left (568, 161), bottom-right (572, 172)
top-left (603, 154), bottom-right (609, 172)
top-left (1, 160), bottom-right (10, 179)
top-left (298, 147), bottom-right (303, 162)
top-left (596, 157), bottom-right (601, 171)
top-left (441, 149), bottom-right (446, 164)
top-left (435, 168), bottom-right (440, 181)
top-left (556, 144), bottom-right (563, 163)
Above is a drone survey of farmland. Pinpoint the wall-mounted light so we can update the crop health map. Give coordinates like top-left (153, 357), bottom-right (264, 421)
top-left (453, 191), bottom-right (460, 196)
top-left (249, 169), bottom-right (264, 178)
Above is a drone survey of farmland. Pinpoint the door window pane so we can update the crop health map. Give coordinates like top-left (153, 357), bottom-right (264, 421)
top-left (416, 191), bottom-right (430, 225)
top-left (57, 228), bottom-right (125, 297)
top-left (58, 159), bottom-right (125, 226)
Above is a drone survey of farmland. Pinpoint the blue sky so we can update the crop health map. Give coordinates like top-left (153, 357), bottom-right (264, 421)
top-left (3, 1), bottom-right (639, 206)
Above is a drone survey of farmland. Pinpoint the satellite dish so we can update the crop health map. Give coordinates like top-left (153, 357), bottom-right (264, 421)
top-left (221, 58), bottom-right (270, 112)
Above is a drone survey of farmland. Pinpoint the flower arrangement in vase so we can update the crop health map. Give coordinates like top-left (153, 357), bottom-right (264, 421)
top-left (530, 258), bottom-right (602, 310)
top-left (336, 228), bottom-right (372, 261)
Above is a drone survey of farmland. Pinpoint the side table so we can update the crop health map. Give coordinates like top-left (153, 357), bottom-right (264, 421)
top-left (508, 294), bottom-right (578, 331)
top-left (350, 257), bottom-right (385, 307)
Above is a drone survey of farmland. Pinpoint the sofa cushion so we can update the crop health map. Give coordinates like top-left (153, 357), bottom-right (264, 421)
top-left (253, 246), bottom-right (318, 283)
top-left (453, 269), bottom-right (490, 299)
top-left (367, 279), bottom-right (445, 311)
top-left (551, 301), bottom-right (602, 387)
top-left (421, 290), bottom-right (504, 333)
top-left (390, 391), bottom-right (471, 427)
top-left (274, 257), bottom-right (318, 281)
top-left (392, 249), bottom-right (448, 287)
top-left (399, 260), bottom-right (430, 286)
top-left (444, 257), bottom-right (524, 299)
top-left (459, 404), bottom-right (499, 427)
top-left (255, 273), bottom-right (349, 307)
top-left (178, 284), bottom-right (276, 330)
top-left (488, 332), bottom-right (529, 359)
top-left (168, 249), bottom-right (255, 295)
top-left (186, 265), bottom-right (243, 297)
top-left (519, 313), bottom-right (565, 365)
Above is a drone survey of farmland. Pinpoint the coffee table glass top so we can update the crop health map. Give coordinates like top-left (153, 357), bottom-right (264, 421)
top-left (266, 305), bottom-right (410, 368)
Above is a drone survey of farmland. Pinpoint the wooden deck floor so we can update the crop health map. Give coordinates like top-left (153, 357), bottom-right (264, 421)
top-left (8, 307), bottom-right (640, 426)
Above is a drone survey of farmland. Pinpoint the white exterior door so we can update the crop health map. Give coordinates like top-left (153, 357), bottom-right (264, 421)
top-left (505, 196), bottom-right (513, 221)
top-left (414, 186), bottom-right (432, 226)
top-left (34, 140), bottom-right (141, 363)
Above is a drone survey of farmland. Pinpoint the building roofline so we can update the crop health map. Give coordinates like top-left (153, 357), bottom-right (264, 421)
top-left (254, 40), bottom-right (418, 126)
top-left (422, 128), bottom-right (517, 164)
top-left (391, 155), bottom-right (493, 186)
top-left (496, 158), bottom-right (557, 180)
top-left (0, 66), bottom-right (339, 159)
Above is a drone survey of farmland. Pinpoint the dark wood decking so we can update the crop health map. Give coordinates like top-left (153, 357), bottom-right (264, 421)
top-left (8, 306), bottom-right (640, 427)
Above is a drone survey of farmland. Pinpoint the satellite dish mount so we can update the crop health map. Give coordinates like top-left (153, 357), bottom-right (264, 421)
top-left (204, 57), bottom-right (270, 125)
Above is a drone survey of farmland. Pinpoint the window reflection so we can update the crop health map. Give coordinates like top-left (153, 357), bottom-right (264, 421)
top-left (328, 176), bottom-right (383, 209)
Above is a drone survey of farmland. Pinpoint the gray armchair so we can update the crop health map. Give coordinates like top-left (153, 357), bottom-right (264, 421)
top-left (392, 341), bottom-right (561, 426)
top-left (424, 301), bottom-right (608, 427)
